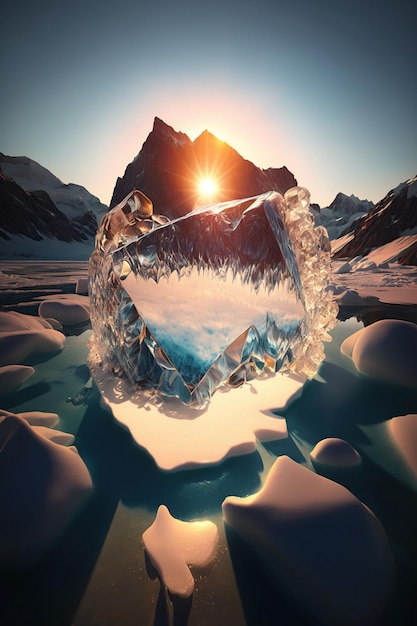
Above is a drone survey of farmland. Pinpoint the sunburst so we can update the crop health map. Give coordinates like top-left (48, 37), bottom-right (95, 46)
top-left (198, 177), bottom-right (218, 198)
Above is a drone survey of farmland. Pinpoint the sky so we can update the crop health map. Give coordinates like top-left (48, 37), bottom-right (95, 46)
top-left (1, 0), bottom-right (416, 208)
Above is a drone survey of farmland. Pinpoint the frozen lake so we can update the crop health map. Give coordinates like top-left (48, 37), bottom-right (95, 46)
top-left (1, 261), bottom-right (417, 626)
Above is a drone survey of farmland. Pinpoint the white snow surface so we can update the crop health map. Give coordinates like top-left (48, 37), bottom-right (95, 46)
top-left (222, 455), bottom-right (395, 626)
top-left (330, 259), bottom-right (417, 305)
top-left (333, 236), bottom-right (417, 270)
top-left (142, 505), bottom-right (218, 598)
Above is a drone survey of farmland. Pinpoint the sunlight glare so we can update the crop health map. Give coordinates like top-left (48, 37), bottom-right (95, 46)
top-left (199, 177), bottom-right (217, 197)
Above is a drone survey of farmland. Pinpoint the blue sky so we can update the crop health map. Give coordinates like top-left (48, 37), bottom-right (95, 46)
top-left (2, 0), bottom-right (416, 207)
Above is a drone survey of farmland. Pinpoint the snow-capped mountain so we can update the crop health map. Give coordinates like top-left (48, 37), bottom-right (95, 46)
top-left (332, 176), bottom-right (417, 264)
top-left (110, 117), bottom-right (298, 217)
top-left (312, 193), bottom-right (374, 240)
top-left (0, 153), bottom-right (107, 224)
top-left (0, 153), bottom-right (108, 259)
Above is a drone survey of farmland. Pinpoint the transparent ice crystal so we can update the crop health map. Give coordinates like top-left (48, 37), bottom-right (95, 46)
top-left (88, 188), bottom-right (338, 408)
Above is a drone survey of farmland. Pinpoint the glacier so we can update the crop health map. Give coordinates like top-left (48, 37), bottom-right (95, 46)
top-left (89, 187), bottom-right (337, 408)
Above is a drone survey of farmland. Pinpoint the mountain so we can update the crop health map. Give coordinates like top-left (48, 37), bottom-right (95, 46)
top-left (0, 153), bottom-right (107, 224)
top-left (311, 193), bottom-right (373, 240)
top-left (110, 117), bottom-right (297, 217)
top-left (0, 154), bottom-right (108, 259)
top-left (332, 176), bottom-right (417, 264)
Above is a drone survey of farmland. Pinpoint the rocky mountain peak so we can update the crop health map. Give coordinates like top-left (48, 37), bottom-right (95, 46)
top-left (150, 116), bottom-right (190, 147)
top-left (0, 153), bottom-right (108, 258)
top-left (110, 119), bottom-right (297, 216)
top-left (332, 175), bottom-right (417, 261)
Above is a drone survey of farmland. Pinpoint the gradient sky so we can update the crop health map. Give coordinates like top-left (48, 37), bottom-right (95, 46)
top-left (2, 0), bottom-right (416, 207)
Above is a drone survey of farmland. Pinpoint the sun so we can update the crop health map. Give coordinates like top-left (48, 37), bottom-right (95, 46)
top-left (198, 177), bottom-right (218, 198)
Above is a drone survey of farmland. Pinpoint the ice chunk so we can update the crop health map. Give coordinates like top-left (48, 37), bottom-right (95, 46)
top-left (341, 319), bottom-right (417, 389)
top-left (30, 425), bottom-right (75, 445)
top-left (0, 365), bottom-right (34, 395)
top-left (16, 411), bottom-right (59, 427)
top-left (310, 437), bottom-right (361, 468)
top-left (222, 456), bottom-right (395, 626)
top-left (388, 413), bottom-right (417, 480)
top-left (142, 505), bottom-right (218, 598)
top-left (89, 188), bottom-right (337, 408)
top-left (75, 276), bottom-right (89, 294)
top-left (0, 311), bottom-right (65, 366)
top-left (0, 411), bottom-right (93, 570)
top-left (38, 294), bottom-right (90, 326)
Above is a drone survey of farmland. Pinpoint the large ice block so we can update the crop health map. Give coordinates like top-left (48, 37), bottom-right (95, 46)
top-left (89, 188), bottom-right (337, 408)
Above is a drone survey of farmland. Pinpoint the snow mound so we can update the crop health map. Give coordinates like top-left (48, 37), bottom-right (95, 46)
top-left (16, 410), bottom-right (59, 427)
top-left (142, 505), bottom-right (218, 598)
top-left (388, 414), bottom-right (417, 480)
top-left (0, 365), bottom-right (34, 395)
top-left (31, 425), bottom-right (75, 445)
top-left (0, 311), bottom-right (65, 366)
top-left (38, 294), bottom-right (90, 325)
top-left (341, 319), bottom-right (417, 389)
top-left (222, 456), bottom-right (395, 626)
top-left (42, 317), bottom-right (63, 331)
top-left (0, 411), bottom-right (93, 570)
top-left (310, 438), bottom-right (361, 468)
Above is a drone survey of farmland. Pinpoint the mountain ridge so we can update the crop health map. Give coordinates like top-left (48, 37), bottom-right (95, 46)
top-left (110, 117), bottom-right (298, 217)
top-left (332, 175), bottom-right (417, 264)
top-left (1, 121), bottom-right (415, 264)
top-left (0, 153), bottom-right (108, 259)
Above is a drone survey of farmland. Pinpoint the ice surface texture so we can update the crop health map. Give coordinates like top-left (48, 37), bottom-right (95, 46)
top-left (89, 188), bottom-right (337, 407)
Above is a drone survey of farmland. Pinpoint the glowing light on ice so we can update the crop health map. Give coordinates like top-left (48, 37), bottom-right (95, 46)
top-left (89, 340), bottom-right (301, 470)
top-left (142, 505), bottom-right (218, 598)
